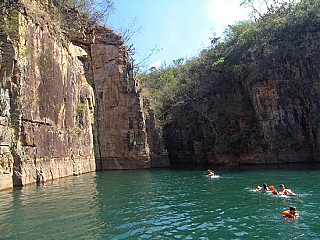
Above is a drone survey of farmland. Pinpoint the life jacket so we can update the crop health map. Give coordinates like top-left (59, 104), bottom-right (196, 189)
top-left (268, 185), bottom-right (275, 191)
top-left (282, 210), bottom-right (296, 218)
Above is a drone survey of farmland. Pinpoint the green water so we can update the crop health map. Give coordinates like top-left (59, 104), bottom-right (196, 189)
top-left (0, 164), bottom-right (320, 239)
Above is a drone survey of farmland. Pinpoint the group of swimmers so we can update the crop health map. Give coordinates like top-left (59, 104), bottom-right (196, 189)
top-left (253, 183), bottom-right (299, 218)
top-left (206, 171), bottom-right (299, 219)
top-left (254, 183), bottom-right (296, 196)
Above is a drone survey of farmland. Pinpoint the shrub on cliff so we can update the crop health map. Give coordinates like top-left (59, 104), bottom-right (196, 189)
top-left (52, 0), bottom-right (114, 24)
top-left (138, 0), bottom-right (320, 157)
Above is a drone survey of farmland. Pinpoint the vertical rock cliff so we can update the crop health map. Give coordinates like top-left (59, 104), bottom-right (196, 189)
top-left (156, 4), bottom-right (320, 166)
top-left (245, 21), bottom-right (320, 164)
top-left (0, 0), bottom-right (168, 190)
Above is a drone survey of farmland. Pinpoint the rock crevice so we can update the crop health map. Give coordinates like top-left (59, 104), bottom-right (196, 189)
top-left (0, 1), bottom-right (169, 190)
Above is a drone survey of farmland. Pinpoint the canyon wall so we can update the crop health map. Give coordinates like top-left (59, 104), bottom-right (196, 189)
top-left (0, 0), bottom-right (168, 190)
top-left (162, 10), bottom-right (320, 166)
top-left (245, 27), bottom-right (320, 164)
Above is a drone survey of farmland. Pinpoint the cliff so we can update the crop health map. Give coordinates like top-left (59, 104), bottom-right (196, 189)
top-left (243, 12), bottom-right (320, 164)
top-left (141, 1), bottom-right (320, 166)
top-left (0, 0), bottom-right (168, 190)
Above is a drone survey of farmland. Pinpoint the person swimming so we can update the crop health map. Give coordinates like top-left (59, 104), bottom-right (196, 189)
top-left (282, 206), bottom-right (299, 218)
top-left (207, 169), bottom-right (215, 177)
top-left (252, 183), bottom-right (272, 192)
top-left (278, 184), bottom-right (295, 195)
top-left (261, 183), bottom-right (269, 192)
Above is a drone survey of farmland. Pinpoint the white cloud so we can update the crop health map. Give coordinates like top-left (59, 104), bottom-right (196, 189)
top-left (207, 0), bottom-right (251, 34)
top-left (150, 60), bottom-right (161, 69)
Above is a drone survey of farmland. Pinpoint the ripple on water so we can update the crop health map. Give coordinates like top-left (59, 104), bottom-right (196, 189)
top-left (1, 167), bottom-right (320, 239)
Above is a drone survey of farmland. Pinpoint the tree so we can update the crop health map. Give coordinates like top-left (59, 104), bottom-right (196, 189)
top-left (240, 0), bottom-right (298, 19)
top-left (53, 0), bottom-right (115, 24)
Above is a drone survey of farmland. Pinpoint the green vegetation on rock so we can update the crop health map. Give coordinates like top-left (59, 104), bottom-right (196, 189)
top-left (138, 0), bottom-right (320, 160)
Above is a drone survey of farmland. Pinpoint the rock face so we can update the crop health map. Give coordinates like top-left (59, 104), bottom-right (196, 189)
top-left (163, 10), bottom-right (320, 166)
top-left (85, 29), bottom-right (152, 170)
top-left (239, 17), bottom-right (320, 165)
top-left (0, 1), bottom-right (168, 190)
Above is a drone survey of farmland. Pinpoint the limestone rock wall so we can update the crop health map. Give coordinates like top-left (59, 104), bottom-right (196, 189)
top-left (143, 96), bottom-right (170, 168)
top-left (56, 2), bottom-right (169, 170)
top-left (249, 79), bottom-right (320, 164)
top-left (162, 13), bottom-right (320, 166)
top-left (0, 0), bottom-right (168, 190)
top-left (85, 27), bottom-right (169, 169)
top-left (0, 1), bottom-right (96, 189)
top-left (245, 22), bottom-right (320, 164)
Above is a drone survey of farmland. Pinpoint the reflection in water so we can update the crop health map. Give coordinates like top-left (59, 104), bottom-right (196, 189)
top-left (0, 173), bottom-right (100, 239)
top-left (0, 188), bottom-right (14, 236)
top-left (0, 165), bottom-right (319, 239)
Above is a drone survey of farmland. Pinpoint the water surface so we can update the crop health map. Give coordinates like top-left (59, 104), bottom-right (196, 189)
top-left (0, 164), bottom-right (319, 239)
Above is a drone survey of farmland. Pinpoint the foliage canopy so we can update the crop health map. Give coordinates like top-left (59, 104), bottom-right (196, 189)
top-left (138, 0), bottom-right (320, 156)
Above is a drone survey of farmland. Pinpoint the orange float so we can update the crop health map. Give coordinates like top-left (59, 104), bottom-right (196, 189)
top-left (268, 185), bottom-right (275, 190)
top-left (282, 210), bottom-right (299, 218)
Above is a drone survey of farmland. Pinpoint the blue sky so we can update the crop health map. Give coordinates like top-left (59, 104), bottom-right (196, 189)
top-left (107, 0), bottom-right (252, 70)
